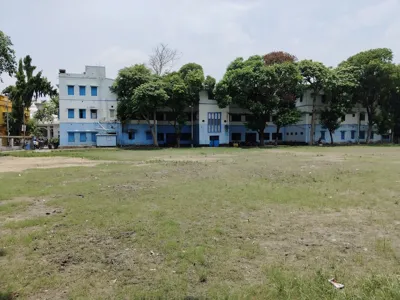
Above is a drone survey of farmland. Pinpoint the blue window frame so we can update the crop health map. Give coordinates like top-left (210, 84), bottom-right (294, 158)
top-left (79, 109), bottom-right (86, 119)
top-left (320, 131), bottom-right (326, 140)
top-left (146, 131), bottom-right (153, 140)
top-left (68, 132), bottom-right (75, 142)
top-left (208, 112), bottom-right (221, 133)
top-left (91, 86), bottom-right (98, 96)
top-left (91, 133), bottom-right (97, 142)
top-left (359, 131), bottom-right (365, 139)
top-left (341, 131), bottom-right (346, 140)
top-left (351, 130), bottom-right (356, 139)
top-left (79, 86), bottom-right (86, 96)
top-left (68, 109), bottom-right (74, 119)
top-left (67, 85), bottom-right (74, 95)
top-left (80, 133), bottom-right (87, 142)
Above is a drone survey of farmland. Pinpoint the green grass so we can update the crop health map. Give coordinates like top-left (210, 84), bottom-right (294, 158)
top-left (0, 146), bottom-right (400, 299)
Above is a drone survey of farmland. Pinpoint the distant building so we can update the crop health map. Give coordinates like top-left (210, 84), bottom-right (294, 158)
top-left (58, 66), bottom-right (384, 147)
top-left (0, 95), bottom-right (12, 138)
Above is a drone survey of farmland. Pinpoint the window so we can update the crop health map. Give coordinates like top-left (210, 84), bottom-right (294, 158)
top-left (287, 132), bottom-right (289, 136)
top-left (341, 115), bottom-right (346, 122)
top-left (264, 132), bottom-right (271, 140)
top-left (290, 132), bottom-right (293, 135)
top-left (91, 133), bottom-right (97, 142)
top-left (146, 131), bottom-right (152, 140)
top-left (165, 112), bottom-right (174, 121)
top-left (359, 131), bottom-right (365, 139)
top-left (90, 109), bottom-right (97, 119)
top-left (181, 133), bottom-right (191, 141)
top-left (79, 86), bottom-right (86, 96)
top-left (80, 132), bottom-right (87, 142)
top-left (208, 112), bottom-right (221, 133)
top-left (79, 109), bottom-right (86, 119)
top-left (109, 109), bottom-right (115, 119)
top-left (351, 130), bottom-right (356, 139)
top-left (295, 132), bottom-right (298, 136)
top-left (370, 131), bottom-right (374, 139)
top-left (231, 114), bottom-right (242, 122)
top-left (352, 114), bottom-right (356, 118)
top-left (320, 131), bottom-right (326, 140)
top-left (360, 113), bottom-right (366, 121)
top-left (91, 86), bottom-right (98, 96)
top-left (245, 114), bottom-right (255, 122)
top-left (68, 132), bottom-right (75, 142)
top-left (67, 85), bottom-right (74, 95)
top-left (300, 94), bottom-right (303, 103)
top-left (321, 95), bottom-right (326, 103)
top-left (301, 132), bottom-right (304, 135)
top-left (128, 131), bottom-right (135, 140)
top-left (341, 131), bottom-right (346, 140)
top-left (231, 133), bottom-right (241, 141)
top-left (157, 133), bottom-right (164, 141)
top-left (68, 109), bottom-right (74, 119)
top-left (272, 133), bottom-right (283, 141)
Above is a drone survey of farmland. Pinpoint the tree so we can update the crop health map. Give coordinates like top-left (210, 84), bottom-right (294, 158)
top-left (112, 64), bottom-right (153, 123)
top-left (273, 101), bottom-right (301, 145)
top-left (149, 43), bottom-right (180, 76)
top-left (34, 95), bottom-right (59, 123)
top-left (299, 60), bottom-right (330, 145)
top-left (263, 51), bottom-right (297, 65)
top-left (2, 56), bottom-right (57, 135)
top-left (0, 30), bottom-right (16, 82)
top-left (376, 64), bottom-right (400, 142)
top-left (132, 80), bottom-right (169, 146)
top-left (163, 63), bottom-right (207, 147)
top-left (341, 48), bottom-right (395, 143)
top-left (319, 66), bottom-right (358, 144)
top-left (215, 55), bottom-right (302, 146)
top-left (204, 75), bottom-right (216, 99)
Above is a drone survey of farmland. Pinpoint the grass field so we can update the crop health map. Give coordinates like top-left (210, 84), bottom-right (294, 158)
top-left (0, 147), bottom-right (399, 299)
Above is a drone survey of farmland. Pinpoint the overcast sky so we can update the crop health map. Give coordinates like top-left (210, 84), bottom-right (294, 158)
top-left (1, 0), bottom-right (399, 92)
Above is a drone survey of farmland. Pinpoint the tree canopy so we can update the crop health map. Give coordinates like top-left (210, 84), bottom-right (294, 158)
top-left (0, 30), bottom-right (16, 82)
top-left (215, 54), bottom-right (302, 146)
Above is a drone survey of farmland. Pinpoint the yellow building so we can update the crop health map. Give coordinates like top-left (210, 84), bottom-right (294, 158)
top-left (0, 95), bottom-right (12, 137)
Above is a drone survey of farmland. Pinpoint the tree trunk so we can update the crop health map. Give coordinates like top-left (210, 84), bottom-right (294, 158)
top-left (275, 126), bottom-right (280, 146)
top-left (391, 129), bottom-right (395, 144)
top-left (176, 136), bottom-right (181, 148)
top-left (259, 131), bottom-right (265, 146)
top-left (366, 122), bottom-right (372, 144)
top-left (329, 130), bottom-right (334, 145)
top-left (147, 112), bottom-right (158, 147)
top-left (309, 96), bottom-right (316, 145)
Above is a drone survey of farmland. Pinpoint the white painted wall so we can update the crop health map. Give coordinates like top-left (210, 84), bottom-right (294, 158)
top-left (59, 66), bottom-right (117, 123)
top-left (198, 91), bottom-right (230, 145)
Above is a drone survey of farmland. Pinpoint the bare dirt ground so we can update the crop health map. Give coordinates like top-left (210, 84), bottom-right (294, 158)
top-left (0, 157), bottom-right (102, 173)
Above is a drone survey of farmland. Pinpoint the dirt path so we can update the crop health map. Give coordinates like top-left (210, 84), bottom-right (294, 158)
top-left (0, 157), bottom-right (102, 173)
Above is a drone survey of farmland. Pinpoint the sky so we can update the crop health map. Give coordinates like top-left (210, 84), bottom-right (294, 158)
top-left (1, 0), bottom-right (400, 92)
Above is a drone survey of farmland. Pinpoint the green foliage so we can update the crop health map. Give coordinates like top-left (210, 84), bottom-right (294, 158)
top-left (273, 102), bottom-right (301, 144)
top-left (204, 75), bottom-right (216, 99)
top-left (216, 54), bottom-right (302, 145)
top-left (320, 66), bottom-right (359, 143)
top-left (34, 96), bottom-right (59, 123)
top-left (299, 60), bottom-right (330, 145)
top-left (341, 48), bottom-right (396, 142)
top-left (2, 56), bottom-right (57, 135)
top-left (0, 30), bottom-right (16, 82)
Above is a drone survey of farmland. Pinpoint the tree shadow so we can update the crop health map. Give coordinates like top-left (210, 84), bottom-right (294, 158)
top-left (0, 292), bottom-right (18, 300)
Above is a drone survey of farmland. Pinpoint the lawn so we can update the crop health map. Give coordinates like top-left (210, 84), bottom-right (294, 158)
top-left (0, 147), bottom-right (399, 299)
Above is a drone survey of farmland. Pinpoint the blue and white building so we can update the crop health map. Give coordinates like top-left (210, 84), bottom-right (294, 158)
top-left (59, 66), bottom-right (385, 147)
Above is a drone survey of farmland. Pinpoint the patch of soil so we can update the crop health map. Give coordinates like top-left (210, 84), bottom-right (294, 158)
top-left (0, 157), bottom-right (103, 173)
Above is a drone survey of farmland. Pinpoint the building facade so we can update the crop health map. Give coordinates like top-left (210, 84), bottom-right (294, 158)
top-left (59, 66), bottom-right (384, 147)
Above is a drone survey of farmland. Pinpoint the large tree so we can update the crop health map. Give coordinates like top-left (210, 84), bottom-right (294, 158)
top-left (2, 56), bottom-right (56, 135)
top-left (273, 101), bottom-right (301, 145)
top-left (34, 95), bottom-right (59, 123)
top-left (163, 63), bottom-right (209, 147)
top-left (215, 55), bottom-right (301, 146)
top-left (341, 48), bottom-right (395, 143)
top-left (319, 66), bottom-right (358, 144)
top-left (0, 30), bottom-right (16, 82)
top-left (299, 60), bottom-right (330, 145)
top-left (112, 64), bottom-right (168, 146)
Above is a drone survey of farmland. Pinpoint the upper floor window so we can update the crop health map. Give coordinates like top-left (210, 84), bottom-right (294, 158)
top-left (68, 109), bottom-right (74, 119)
top-left (90, 109), bottom-right (97, 119)
top-left (91, 86), bottom-right (98, 96)
top-left (299, 94), bottom-right (303, 103)
top-left (321, 95), bottom-right (326, 103)
top-left (231, 114), bottom-right (242, 122)
top-left (360, 113), bottom-right (366, 121)
top-left (208, 112), bottom-right (221, 133)
top-left (109, 109), bottom-right (115, 119)
top-left (79, 86), bottom-right (86, 96)
top-left (67, 85), bottom-right (74, 96)
top-left (79, 109), bottom-right (86, 119)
